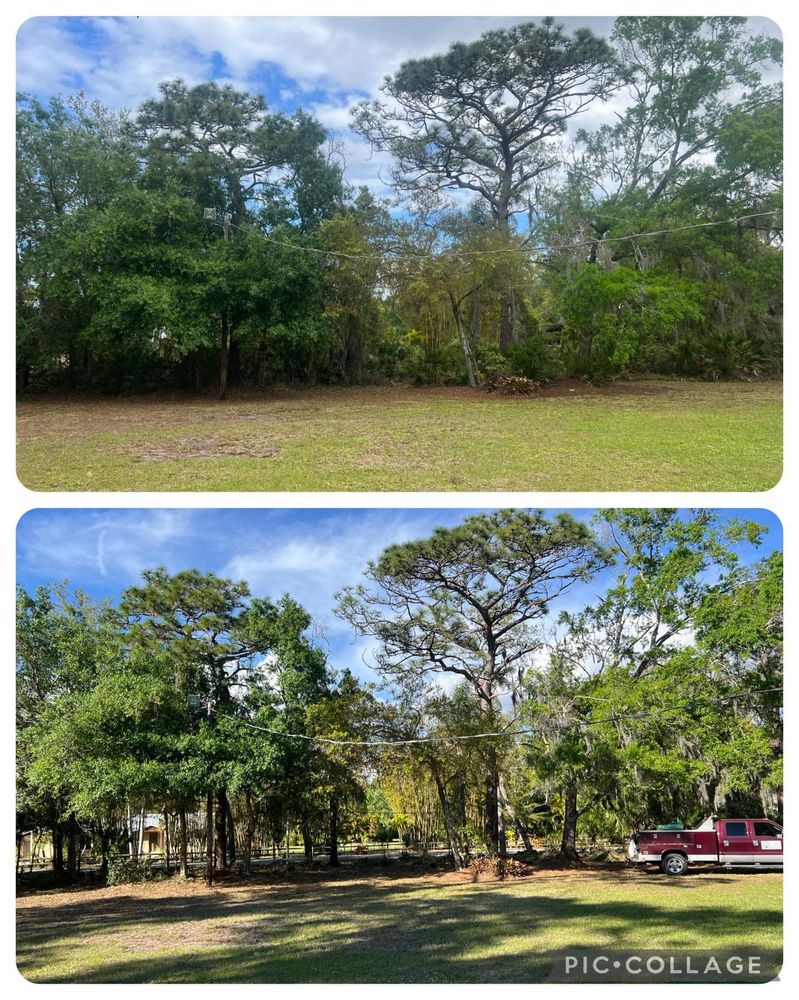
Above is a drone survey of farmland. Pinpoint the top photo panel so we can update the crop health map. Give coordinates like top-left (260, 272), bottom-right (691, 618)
top-left (16, 16), bottom-right (783, 493)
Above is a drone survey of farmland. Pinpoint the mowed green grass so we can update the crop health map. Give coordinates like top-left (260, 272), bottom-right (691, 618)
top-left (16, 866), bottom-right (782, 984)
top-left (16, 380), bottom-right (782, 492)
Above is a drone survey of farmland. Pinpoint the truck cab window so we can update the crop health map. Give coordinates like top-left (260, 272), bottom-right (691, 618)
top-left (754, 822), bottom-right (782, 838)
top-left (724, 822), bottom-right (748, 837)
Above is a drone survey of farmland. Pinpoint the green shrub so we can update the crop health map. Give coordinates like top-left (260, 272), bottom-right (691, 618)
top-left (505, 334), bottom-right (563, 383)
top-left (106, 854), bottom-right (158, 886)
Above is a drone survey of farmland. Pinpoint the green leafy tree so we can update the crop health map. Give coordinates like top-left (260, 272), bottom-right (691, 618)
top-left (576, 17), bottom-right (782, 204)
top-left (337, 509), bottom-right (606, 852)
top-left (353, 19), bottom-right (620, 347)
top-left (17, 584), bottom-right (124, 877)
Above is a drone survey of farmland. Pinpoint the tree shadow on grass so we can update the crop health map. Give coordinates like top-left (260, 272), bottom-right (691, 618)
top-left (17, 869), bottom-right (783, 984)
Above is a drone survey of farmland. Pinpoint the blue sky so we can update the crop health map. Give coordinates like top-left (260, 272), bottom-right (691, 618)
top-left (17, 507), bottom-right (781, 687)
top-left (16, 15), bottom-right (782, 202)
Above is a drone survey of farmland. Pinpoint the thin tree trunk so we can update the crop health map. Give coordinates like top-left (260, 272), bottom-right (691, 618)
top-left (127, 802), bottom-right (135, 859)
top-left (226, 797), bottom-right (236, 864)
top-left (242, 789), bottom-right (255, 875)
top-left (484, 767), bottom-right (500, 853)
top-left (164, 812), bottom-right (170, 873)
top-left (205, 792), bottom-right (215, 887)
top-left (137, 803), bottom-right (146, 858)
top-left (432, 769), bottom-right (465, 869)
top-left (449, 292), bottom-right (479, 387)
top-left (219, 318), bottom-right (230, 400)
top-left (215, 789), bottom-right (228, 869)
top-left (302, 820), bottom-right (313, 860)
top-left (498, 776), bottom-right (534, 853)
top-left (515, 819), bottom-right (534, 853)
top-left (329, 797), bottom-right (340, 867)
top-left (178, 805), bottom-right (189, 879)
top-left (29, 830), bottom-right (42, 873)
top-left (66, 812), bottom-right (78, 879)
top-left (498, 800), bottom-right (507, 857)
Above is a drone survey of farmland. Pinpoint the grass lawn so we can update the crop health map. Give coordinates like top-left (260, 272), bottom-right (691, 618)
top-left (16, 379), bottom-right (782, 492)
top-left (16, 863), bottom-right (782, 984)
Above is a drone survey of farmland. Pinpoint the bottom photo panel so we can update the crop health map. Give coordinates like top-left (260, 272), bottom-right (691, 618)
top-left (15, 506), bottom-right (783, 985)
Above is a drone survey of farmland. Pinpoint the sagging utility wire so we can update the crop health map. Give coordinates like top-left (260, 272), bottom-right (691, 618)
top-left (211, 685), bottom-right (782, 748)
top-left (209, 211), bottom-right (780, 264)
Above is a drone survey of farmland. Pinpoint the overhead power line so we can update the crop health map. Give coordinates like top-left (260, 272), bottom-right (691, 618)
top-left (212, 685), bottom-right (781, 748)
top-left (209, 210), bottom-right (780, 263)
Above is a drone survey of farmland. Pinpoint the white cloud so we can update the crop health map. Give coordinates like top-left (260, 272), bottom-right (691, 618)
top-left (18, 509), bottom-right (201, 582)
top-left (16, 15), bottom-right (781, 206)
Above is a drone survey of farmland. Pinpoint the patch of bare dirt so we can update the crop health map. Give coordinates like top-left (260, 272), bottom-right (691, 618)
top-left (101, 434), bottom-right (279, 461)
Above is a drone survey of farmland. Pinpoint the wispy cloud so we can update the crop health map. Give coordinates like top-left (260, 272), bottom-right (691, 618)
top-left (17, 508), bottom-right (202, 584)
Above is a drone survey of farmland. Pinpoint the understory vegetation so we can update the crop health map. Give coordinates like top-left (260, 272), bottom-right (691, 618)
top-left (17, 18), bottom-right (782, 396)
top-left (17, 510), bottom-right (782, 883)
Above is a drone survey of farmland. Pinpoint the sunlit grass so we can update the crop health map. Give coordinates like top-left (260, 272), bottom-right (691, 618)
top-left (16, 866), bottom-right (782, 983)
top-left (16, 380), bottom-right (781, 492)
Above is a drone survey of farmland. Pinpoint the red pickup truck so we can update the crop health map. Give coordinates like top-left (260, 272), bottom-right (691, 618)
top-left (627, 816), bottom-right (784, 875)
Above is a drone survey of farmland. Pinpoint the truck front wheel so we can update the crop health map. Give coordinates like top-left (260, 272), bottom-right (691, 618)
top-left (661, 853), bottom-right (688, 876)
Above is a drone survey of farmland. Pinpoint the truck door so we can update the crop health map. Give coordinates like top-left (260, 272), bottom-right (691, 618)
top-left (718, 820), bottom-right (755, 864)
top-left (752, 821), bottom-right (783, 864)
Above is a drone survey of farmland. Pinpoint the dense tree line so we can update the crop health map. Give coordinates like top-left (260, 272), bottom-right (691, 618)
top-left (17, 17), bottom-right (781, 394)
top-left (17, 510), bottom-right (782, 881)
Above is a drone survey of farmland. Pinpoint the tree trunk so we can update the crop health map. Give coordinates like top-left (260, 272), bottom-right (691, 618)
top-left (52, 824), bottom-right (64, 876)
top-left (137, 803), bottom-right (146, 858)
top-left (215, 789), bottom-right (228, 869)
top-left (449, 292), bottom-right (478, 387)
top-left (164, 812), bottom-right (171, 873)
top-left (499, 292), bottom-right (518, 350)
top-left (127, 802), bottom-right (135, 859)
top-left (498, 800), bottom-right (507, 857)
top-left (498, 776), bottom-right (534, 853)
top-left (302, 820), bottom-right (313, 860)
top-left (178, 805), bottom-right (189, 879)
top-left (226, 797), bottom-right (236, 864)
top-left (66, 812), bottom-right (78, 879)
top-left (205, 792), bottom-right (215, 887)
top-left (29, 830), bottom-right (42, 873)
top-left (329, 797), bottom-right (340, 867)
top-left (432, 770), bottom-right (465, 869)
top-left (484, 764), bottom-right (500, 853)
top-left (560, 778), bottom-right (580, 860)
top-left (219, 318), bottom-right (230, 400)
top-left (242, 789), bottom-right (255, 875)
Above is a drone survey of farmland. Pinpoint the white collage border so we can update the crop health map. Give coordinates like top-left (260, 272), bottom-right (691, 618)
top-left (2, 2), bottom-right (794, 997)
